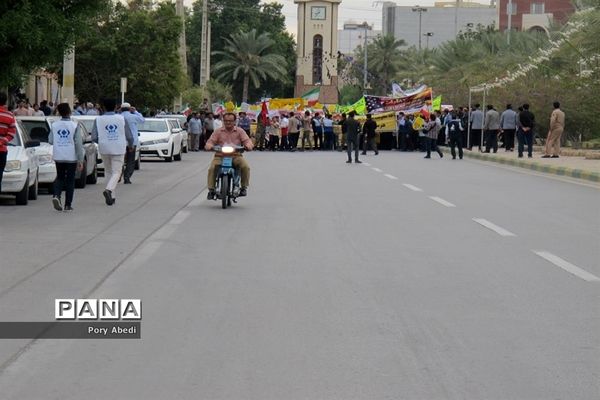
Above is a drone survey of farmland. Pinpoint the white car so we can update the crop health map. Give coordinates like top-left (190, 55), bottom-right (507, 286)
top-left (72, 115), bottom-right (140, 174)
top-left (138, 118), bottom-right (183, 162)
top-left (156, 114), bottom-right (188, 153)
top-left (16, 116), bottom-right (56, 189)
top-left (1, 121), bottom-right (40, 205)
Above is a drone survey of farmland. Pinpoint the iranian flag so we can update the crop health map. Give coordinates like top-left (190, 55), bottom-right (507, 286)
top-left (301, 87), bottom-right (320, 107)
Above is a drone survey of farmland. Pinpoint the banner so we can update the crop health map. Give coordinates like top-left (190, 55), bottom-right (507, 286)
top-left (356, 111), bottom-right (397, 132)
top-left (269, 98), bottom-right (304, 111)
top-left (337, 97), bottom-right (366, 115)
top-left (364, 87), bottom-right (432, 114)
top-left (431, 95), bottom-right (442, 111)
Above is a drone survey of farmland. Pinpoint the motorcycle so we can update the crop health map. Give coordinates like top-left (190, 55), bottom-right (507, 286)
top-left (212, 145), bottom-right (244, 209)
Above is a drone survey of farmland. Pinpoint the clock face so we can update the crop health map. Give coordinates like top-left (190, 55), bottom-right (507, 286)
top-left (311, 6), bottom-right (326, 20)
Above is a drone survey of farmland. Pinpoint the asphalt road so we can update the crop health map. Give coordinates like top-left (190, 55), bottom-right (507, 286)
top-left (0, 150), bottom-right (598, 400)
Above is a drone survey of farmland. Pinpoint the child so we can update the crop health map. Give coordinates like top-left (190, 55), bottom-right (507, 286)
top-left (49, 103), bottom-right (84, 211)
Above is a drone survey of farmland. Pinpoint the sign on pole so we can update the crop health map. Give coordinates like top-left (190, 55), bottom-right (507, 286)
top-left (120, 77), bottom-right (127, 104)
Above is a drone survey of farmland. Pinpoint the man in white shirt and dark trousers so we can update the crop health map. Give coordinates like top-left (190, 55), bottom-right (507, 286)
top-left (49, 103), bottom-right (85, 211)
top-left (92, 98), bottom-right (134, 205)
top-left (121, 102), bottom-right (144, 183)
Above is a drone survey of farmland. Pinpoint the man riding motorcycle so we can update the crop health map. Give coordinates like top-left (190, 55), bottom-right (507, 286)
top-left (205, 112), bottom-right (253, 199)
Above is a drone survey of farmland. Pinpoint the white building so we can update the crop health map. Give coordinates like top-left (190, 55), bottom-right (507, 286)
top-left (337, 21), bottom-right (382, 56)
top-left (382, 1), bottom-right (497, 49)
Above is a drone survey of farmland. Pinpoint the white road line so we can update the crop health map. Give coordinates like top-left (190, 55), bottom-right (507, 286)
top-left (187, 190), bottom-right (207, 207)
top-left (402, 183), bottom-right (423, 192)
top-left (472, 218), bottom-right (516, 237)
top-left (169, 210), bottom-right (190, 225)
top-left (362, 162), bottom-right (371, 166)
top-left (384, 174), bottom-right (398, 180)
top-left (372, 167), bottom-right (382, 173)
top-left (533, 250), bottom-right (600, 282)
top-left (429, 196), bottom-right (456, 207)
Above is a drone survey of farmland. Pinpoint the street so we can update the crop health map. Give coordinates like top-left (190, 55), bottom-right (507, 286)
top-left (0, 150), bottom-right (598, 400)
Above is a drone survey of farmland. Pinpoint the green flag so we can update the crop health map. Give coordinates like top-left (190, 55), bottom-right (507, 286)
top-left (432, 95), bottom-right (442, 111)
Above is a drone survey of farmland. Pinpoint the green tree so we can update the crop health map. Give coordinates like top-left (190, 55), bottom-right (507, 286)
top-left (0, 0), bottom-right (110, 88)
top-left (212, 29), bottom-right (287, 103)
top-left (75, 1), bottom-right (185, 109)
top-left (368, 35), bottom-right (406, 94)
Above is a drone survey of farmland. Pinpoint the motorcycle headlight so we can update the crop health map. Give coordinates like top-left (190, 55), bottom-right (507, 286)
top-left (4, 160), bottom-right (22, 172)
top-left (221, 146), bottom-right (235, 154)
top-left (38, 154), bottom-right (53, 165)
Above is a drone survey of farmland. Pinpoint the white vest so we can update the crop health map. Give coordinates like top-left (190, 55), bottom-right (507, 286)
top-left (96, 114), bottom-right (127, 155)
top-left (52, 120), bottom-right (78, 162)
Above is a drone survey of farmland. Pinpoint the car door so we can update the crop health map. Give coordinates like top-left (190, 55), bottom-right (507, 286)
top-left (168, 120), bottom-right (182, 153)
top-left (18, 122), bottom-right (39, 183)
top-left (77, 123), bottom-right (96, 174)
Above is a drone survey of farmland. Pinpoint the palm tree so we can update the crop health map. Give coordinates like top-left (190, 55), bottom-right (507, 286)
top-left (212, 29), bottom-right (288, 102)
top-left (367, 35), bottom-right (406, 94)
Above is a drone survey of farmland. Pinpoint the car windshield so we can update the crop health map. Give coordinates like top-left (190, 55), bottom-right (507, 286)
top-left (139, 120), bottom-right (168, 132)
top-left (20, 121), bottom-right (50, 142)
top-left (8, 129), bottom-right (22, 146)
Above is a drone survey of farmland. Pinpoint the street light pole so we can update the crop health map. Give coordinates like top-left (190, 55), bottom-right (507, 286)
top-left (507, 0), bottom-right (513, 45)
top-left (363, 22), bottom-right (368, 93)
top-left (424, 32), bottom-right (434, 49)
top-left (412, 6), bottom-right (428, 51)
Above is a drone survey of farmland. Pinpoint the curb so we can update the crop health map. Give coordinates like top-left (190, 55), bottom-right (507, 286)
top-left (441, 148), bottom-right (600, 183)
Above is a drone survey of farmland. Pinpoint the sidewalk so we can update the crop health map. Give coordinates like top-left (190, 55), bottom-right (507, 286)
top-left (441, 146), bottom-right (600, 183)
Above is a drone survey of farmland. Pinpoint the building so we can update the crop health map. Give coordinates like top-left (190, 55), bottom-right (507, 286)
top-left (337, 21), bottom-right (381, 56)
top-left (382, 1), bottom-right (497, 49)
top-left (294, 0), bottom-right (341, 104)
top-left (498, 0), bottom-right (575, 33)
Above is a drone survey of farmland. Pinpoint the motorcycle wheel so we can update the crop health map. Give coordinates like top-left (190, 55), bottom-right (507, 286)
top-left (220, 176), bottom-right (229, 209)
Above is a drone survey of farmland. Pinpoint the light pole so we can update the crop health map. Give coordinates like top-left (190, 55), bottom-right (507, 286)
top-left (507, 0), bottom-right (513, 45)
top-left (360, 22), bottom-right (370, 94)
top-left (423, 32), bottom-right (434, 49)
top-left (412, 6), bottom-right (428, 51)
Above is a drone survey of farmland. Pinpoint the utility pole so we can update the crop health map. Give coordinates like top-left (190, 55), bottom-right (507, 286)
top-left (454, 0), bottom-right (460, 37)
top-left (62, 47), bottom-right (75, 106)
top-left (200, 0), bottom-right (209, 86)
top-left (423, 32), bottom-right (434, 49)
top-left (362, 22), bottom-right (369, 93)
top-left (412, 6), bottom-right (428, 51)
top-left (175, 0), bottom-right (186, 111)
top-left (507, 0), bottom-right (513, 45)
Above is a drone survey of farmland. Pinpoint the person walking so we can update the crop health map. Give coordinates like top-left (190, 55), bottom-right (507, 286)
top-left (483, 104), bottom-right (500, 153)
top-left (287, 113), bottom-right (301, 151)
top-left (345, 111), bottom-right (361, 163)
top-left (397, 112), bottom-right (410, 151)
top-left (424, 114), bottom-right (443, 159)
top-left (0, 92), bottom-right (16, 192)
top-left (121, 102), bottom-right (144, 184)
top-left (361, 113), bottom-right (378, 155)
top-left (92, 98), bottom-right (134, 205)
top-left (187, 112), bottom-right (202, 151)
top-left (518, 103), bottom-right (535, 158)
top-left (542, 101), bottom-right (565, 158)
top-left (301, 111), bottom-right (313, 151)
top-left (48, 103), bottom-right (84, 212)
top-left (446, 110), bottom-right (464, 160)
top-left (469, 104), bottom-right (484, 151)
top-left (500, 104), bottom-right (517, 151)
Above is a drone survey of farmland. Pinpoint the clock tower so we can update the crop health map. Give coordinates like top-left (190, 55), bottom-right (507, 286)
top-left (294, 0), bottom-right (341, 104)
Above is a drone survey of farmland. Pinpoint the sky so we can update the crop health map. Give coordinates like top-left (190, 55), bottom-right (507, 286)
top-left (182, 1), bottom-right (459, 38)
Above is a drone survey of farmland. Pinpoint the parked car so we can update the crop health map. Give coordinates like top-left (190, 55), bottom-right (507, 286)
top-left (1, 121), bottom-right (40, 205)
top-left (15, 116), bottom-right (56, 190)
top-left (138, 118), bottom-right (183, 162)
top-left (72, 115), bottom-right (140, 174)
top-left (156, 114), bottom-right (188, 153)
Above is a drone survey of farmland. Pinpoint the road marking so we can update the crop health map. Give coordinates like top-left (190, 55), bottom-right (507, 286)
top-left (187, 190), bottom-right (207, 207)
top-left (533, 250), bottom-right (600, 282)
top-left (402, 183), bottom-right (423, 192)
top-left (384, 174), bottom-right (398, 180)
top-left (472, 218), bottom-right (516, 237)
top-left (362, 162), bottom-right (371, 166)
top-left (169, 210), bottom-right (190, 225)
top-left (429, 196), bottom-right (456, 207)
top-left (372, 167), bottom-right (382, 173)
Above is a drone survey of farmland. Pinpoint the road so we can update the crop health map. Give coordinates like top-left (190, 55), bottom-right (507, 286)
top-left (0, 150), bottom-right (598, 400)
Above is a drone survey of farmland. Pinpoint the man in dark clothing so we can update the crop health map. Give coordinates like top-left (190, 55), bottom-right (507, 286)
top-left (345, 111), bottom-right (361, 163)
top-left (518, 103), bottom-right (535, 158)
top-left (397, 112), bottom-right (410, 151)
top-left (361, 114), bottom-right (378, 155)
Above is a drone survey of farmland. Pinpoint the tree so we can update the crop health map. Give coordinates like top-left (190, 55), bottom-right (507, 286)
top-left (74, 1), bottom-right (186, 109)
top-left (212, 29), bottom-right (287, 103)
top-left (368, 35), bottom-right (406, 94)
top-left (0, 0), bottom-right (110, 88)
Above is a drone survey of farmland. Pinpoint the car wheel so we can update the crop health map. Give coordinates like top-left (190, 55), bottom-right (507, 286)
top-left (134, 156), bottom-right (141, 170)
top-left (174, 145), bottom-right (182, 161)
top-left (75, 161), bottom-right (87, 188)
top-left (86, 163), bottom-right (98, 184)
top-left (28, 173), bottom-right (38, 200)
top-left (15, 176), bottom-right (29, 205)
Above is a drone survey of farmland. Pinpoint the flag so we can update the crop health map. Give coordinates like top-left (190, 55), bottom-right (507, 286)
top-left (180, 104), bottom-right (191, 117)
top-left (224, 101), bottom-right (235, 112)
top-left (354, 97), bottom-right (367, 115)
top-left (364, 96), bottom-right (384, 113)
top-left (432, 95), bottom-right (442, 111)
top-left (300, 87), bottom-right (320, 107)
top-left (260, 101), bottom-right (268, 125)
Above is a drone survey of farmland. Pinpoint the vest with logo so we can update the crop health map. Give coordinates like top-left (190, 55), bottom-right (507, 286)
top-left (96, 114), bottom-right (126, 155)
top-left (52, 120), bottom-right (78, 161)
